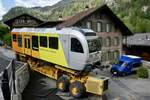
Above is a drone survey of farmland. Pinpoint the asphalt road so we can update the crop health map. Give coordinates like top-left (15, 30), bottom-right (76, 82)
top-left (22, 70), bottom-right (63, 100)
top-left (93, 68), bottom-right (150, 100)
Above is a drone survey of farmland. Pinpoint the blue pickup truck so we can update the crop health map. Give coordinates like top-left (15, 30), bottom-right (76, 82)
top-left (110, 55), bottom-right (142, 76)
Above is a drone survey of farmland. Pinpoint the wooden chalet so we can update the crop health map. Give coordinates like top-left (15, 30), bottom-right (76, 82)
top-left (4, 13), bottom-right (44, 29)
top-left (37, 20), bottom-right (64, 28)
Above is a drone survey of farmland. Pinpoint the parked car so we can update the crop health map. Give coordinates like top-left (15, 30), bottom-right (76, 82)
top-left (110, 55), bottom-right (142, 76)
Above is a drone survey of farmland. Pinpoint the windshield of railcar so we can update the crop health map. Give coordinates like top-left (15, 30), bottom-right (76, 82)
top-left (87, 39), bottom-right (101, 53)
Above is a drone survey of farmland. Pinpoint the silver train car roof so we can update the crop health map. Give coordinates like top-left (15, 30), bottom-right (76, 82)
top-left (11, 27), bottom-right (96, 36)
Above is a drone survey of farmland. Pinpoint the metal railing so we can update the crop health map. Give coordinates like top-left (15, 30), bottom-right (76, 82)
top-left (0, 59), bottom-right (29, 100)
top-left (143, 60), bottom-right (150, 68)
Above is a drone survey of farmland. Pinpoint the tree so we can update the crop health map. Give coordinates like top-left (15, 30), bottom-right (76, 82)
top-left (0, 22), bottom-right (10, 39)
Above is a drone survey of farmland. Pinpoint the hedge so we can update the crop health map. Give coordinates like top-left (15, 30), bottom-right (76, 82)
top-left (137, 67), bottom-right (149, 78)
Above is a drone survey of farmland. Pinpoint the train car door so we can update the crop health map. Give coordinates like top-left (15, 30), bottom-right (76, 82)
top-left (69, 37), bottom-right (86, 71)
top-left (24, 36), bottom-right (31, 55)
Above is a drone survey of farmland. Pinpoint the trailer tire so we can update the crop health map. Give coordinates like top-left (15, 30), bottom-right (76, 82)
top-left (69, 81), bottom-right (86, 98)
top-left (57, 76), bottom-right (70, 92)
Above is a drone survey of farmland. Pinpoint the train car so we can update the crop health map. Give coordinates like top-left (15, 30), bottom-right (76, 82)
top-left (12, 27), bottom-right (101, 71)
top-left (11, 27), bottom-right (108, 98)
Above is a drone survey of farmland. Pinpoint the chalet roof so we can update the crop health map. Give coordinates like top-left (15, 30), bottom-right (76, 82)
top-left (4, 13), bottom-right (44, 24)
top-left (127, 33), bottom-right (150, 46)
top-left (57, 4), bottom-right (132, 36)
top-left (37, 20), bottom-right (64, 27)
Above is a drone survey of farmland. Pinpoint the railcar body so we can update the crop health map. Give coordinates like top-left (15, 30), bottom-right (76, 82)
top-left (11, 27), bottom-right (101, 71)
top-left (11, 27), bottom-right (108, 98)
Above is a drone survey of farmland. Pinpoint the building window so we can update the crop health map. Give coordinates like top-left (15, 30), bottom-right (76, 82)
top-left (81, 22), bottom-right (86, 28)
top-left (108, 51), bottom-right (114, 61)
top-left (32, 36), bottom-right (39, 51)
top-left (105, 37), bottom-right (111, 47)
top-left (122, 36), bottom-right (127, 44)
top-left (106, 23), bottom-right (112, 32)
top-left (111, 51), bottom-right (114, 61)
top-left (97, 22), bottom-right (102, 32)
top-left (108, 51), bottom-right (112, 60)
top-left (102, 23), bottom-right (106, 32)
top-left (12, 34), bottom-right (16, 42)
top-left (114, 50), bottom-right (120, 60)
top-left (18, 35), bottom-right (22, 47)
top-left (40, 36), bottom-right (47, 47)
top-left (106, 52), bottom-right (109, 61)
top-left (86, 21), bottom-right (92, 29)
top-left (49, 37), bottom-right (58, 49)
top-left (98, 37), bottom-right (103, 47)
top-left (92, 22), bottom-right (97, 32)
top-left (101, 52), bottom-right (106, 62)
top-left (71, 38), bottom-right (83, 53)
top-left (113, 37), bottom-right (120, 46)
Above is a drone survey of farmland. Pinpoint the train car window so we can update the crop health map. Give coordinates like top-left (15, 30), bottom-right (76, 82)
top-left (12, 34), bottom-right (16, 42)
top-left (40, 36), bottom-right (47, 47)
top-left (28, 39), bottom-right (30, 49)
top-left (71, 38), bottom-right (84, 53)
top-left (18, 35), bottom-right (22, 47)
top-left (32, 36), bottom-right (39, 51)
top-left (25, 39), bottom-right (27, 48)
top-left (49, 37), bottom-right (58, 49)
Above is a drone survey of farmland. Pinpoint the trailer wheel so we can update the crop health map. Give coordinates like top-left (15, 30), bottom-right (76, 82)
top-left (57, 76), bottom-right (70, 92)
top-left (69, 81), bottom-right (86, 98)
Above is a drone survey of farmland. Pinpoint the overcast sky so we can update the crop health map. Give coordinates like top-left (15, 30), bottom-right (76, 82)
top-left (0, 0), bottom-right (62, 20)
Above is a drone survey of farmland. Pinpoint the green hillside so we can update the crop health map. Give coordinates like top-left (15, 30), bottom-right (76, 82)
top-left (2, 0), bottom-right (150, 33)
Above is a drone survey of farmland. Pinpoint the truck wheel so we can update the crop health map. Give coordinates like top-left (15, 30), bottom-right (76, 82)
top-left (57, 76), bottom-right (70, 92)
top-left (69, 81), bottom-right (86, 98)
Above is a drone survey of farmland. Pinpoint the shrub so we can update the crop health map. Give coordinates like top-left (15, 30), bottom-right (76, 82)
top-left (0, 22), bottom-right (10, 39)
top-left (3, 34), bottom-right (12, 47)
top-left (137, 67), bottom-right (149, 78)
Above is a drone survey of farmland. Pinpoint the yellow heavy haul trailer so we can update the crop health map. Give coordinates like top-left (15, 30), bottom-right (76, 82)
top-left (11, 27), bottom-right (108, 98)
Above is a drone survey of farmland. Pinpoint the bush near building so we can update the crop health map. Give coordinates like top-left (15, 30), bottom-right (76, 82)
top-left (3, 34), bottom-right (12, 47)
top-left (0, 22), bottom-right (11, 46)
top-left (137, 67), bottom-right (149, 78)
